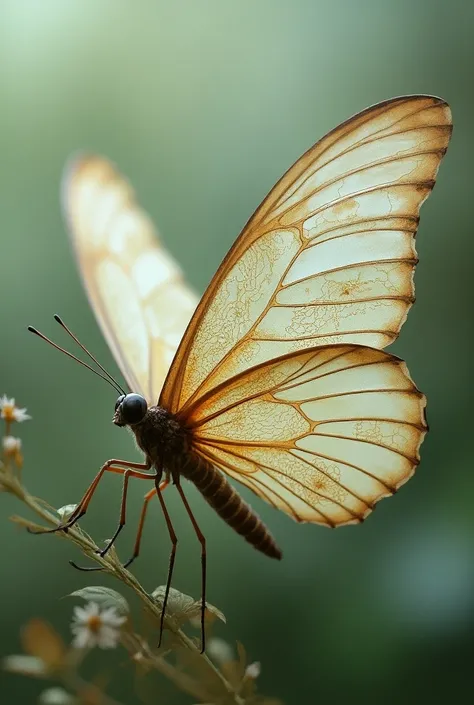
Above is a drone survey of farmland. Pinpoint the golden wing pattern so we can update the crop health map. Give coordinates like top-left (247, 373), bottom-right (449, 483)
top-left (161, 95), bottom-right (452, 414)
top-left (186, 345), bottom-right (427, 526)
top-left (63, 155), bottom-right (198, 402)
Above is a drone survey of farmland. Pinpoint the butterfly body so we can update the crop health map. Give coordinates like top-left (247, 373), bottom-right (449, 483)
top-left (115, 394), bottom-right (282, 559)
top-left (179, 451), bottom-right (282, 560)
top-left (119, 400), bottom-right (188, 470)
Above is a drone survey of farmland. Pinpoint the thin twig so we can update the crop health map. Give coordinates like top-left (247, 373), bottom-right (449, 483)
top-left (3, 471), bottom-right (245, 705)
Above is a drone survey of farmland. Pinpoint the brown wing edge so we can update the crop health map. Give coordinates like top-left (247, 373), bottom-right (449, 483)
top-left (160, 95), bottom-right (452, 412)
top-left (243, 94), bottom-right (451, 233)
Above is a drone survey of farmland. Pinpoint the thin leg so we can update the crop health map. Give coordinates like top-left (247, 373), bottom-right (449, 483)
top-left (95, 468), bottom-right (133, 558)
top-left (124, 480), bottom-right (169, 568)
top-left (175, 482), bottom-right (207, 654)
top-left (155, 477), bottom-right (178, 649)
top-left (69, 470), bottom-right (133, 572)
top-left (28, 458), bottom-right (153, 535)
top-left (71, 480), bottom-right (170, 573)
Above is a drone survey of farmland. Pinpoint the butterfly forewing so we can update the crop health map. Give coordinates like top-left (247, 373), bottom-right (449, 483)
top-left (63, 155), bottom-right (198, 402)
top-left (188, 345), bottom-right (427, 526)
top-left (160, 95), bottom-right (451, 414)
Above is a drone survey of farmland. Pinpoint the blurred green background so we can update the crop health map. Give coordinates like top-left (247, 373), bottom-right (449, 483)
top-left (1, 1), bottom-right (472, 703)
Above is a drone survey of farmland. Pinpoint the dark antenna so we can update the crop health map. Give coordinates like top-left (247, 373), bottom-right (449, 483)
top-left (53, 315), bottom-right (126, 395)
top-left (28, 321), bottom-right (125, 396)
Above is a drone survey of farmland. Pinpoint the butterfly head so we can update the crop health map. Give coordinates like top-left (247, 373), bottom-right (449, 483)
top-left (113, 393), bottom-right (148, 427)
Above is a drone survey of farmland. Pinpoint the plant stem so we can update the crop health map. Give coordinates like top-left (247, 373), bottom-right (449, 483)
top-left (3, 471), bottom-right (245, 705)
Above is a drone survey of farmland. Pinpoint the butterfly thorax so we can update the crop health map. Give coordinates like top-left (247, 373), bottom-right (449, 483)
top-left (131, 405), bottom-right (190, 475)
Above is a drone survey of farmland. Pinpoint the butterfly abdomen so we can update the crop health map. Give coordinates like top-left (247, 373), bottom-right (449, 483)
top-left (181, 452), bottom-right (282, 560)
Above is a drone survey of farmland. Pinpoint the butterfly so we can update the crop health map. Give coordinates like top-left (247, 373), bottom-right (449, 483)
top-left (30, 95), bottom-right (451, 650)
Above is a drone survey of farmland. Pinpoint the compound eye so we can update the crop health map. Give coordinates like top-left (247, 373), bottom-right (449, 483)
top-left (121, 394), bottom-right (147, 425)
top-left (114, 394), bottom-right (126, 411)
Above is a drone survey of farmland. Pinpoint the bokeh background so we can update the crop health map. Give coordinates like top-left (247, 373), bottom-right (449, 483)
top-left (1, 1), bottom-right (472, 703)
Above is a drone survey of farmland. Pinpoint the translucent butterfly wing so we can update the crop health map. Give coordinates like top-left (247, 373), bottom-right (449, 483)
top-left (63, 155), bottom-right (198, 402)
top-left (187, 345), bottom-right (427, 526)
top-left (161, 95), bottom-right (451, 414)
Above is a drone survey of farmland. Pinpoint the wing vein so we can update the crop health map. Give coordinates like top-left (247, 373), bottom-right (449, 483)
top-left (275, 145), bottom-right (448, 226)
top-left (272, 100), bottom-right (446, 216)
top-left (281, 258), bottom-right (418, 288)
top-left (313, 431), bottom-right (419, 462)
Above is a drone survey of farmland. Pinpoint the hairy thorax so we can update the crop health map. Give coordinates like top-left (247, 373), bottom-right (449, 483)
top-left (132, 405), bottom-right (190, 473)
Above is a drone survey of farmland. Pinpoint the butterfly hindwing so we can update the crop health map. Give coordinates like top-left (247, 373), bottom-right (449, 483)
top-left (187, 344), bottom-right (427, 526)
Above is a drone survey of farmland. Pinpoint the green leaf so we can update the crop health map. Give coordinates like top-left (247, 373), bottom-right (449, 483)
top-left (151, 586), bottom-right (225, 626)
top-left (68, 586), bottom-right (129, 615)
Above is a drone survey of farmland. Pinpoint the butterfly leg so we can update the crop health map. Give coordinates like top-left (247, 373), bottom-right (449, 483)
top-left (123, 479), bottom-right (170, 569)
top-left (95, 465), bottom-right (159, 560)
top-left (175, 481), bottom-right (207, 653)
top-left (154, 476), bottom-right (178, 649)
top-left (28, 458), bottom-right (153, 535)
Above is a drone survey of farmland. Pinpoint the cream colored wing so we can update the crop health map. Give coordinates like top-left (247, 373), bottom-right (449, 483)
top-left (187, 345), bottom-right (426, 526)
top-left (161, 95), bottom-right (451, 414)
top-left (62, 155), bottom-right (198, 402)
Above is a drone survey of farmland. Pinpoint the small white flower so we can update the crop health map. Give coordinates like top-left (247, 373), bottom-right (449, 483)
top-left (2, 435), bottom-right (23, 468)
top-left (245, 661), bottom-right (261, 679)
top-left (0, 395), bottom-right (31, 423)
top-left (2, 436), bottom-right (22, 454)
top-left (70, 601), bottom-right (126, 650)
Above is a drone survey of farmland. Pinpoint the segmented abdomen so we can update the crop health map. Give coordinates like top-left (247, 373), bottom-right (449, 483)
top-left (181, 452), bottom-right (282, 560)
